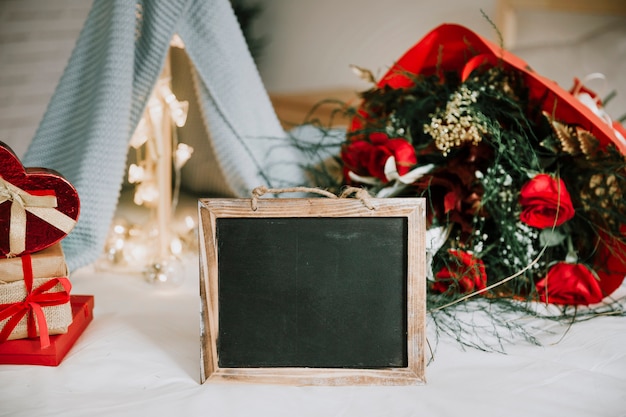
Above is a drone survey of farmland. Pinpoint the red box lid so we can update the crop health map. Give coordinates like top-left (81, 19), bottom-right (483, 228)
top-left (0, 295), bottom-right (94, 366)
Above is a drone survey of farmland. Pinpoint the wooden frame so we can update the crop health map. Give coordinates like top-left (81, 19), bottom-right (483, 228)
top-left (198, 197), bottom-right (426, 385)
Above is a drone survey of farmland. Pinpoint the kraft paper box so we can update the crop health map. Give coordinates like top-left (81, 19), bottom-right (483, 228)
top-left (0, 295), bottom-right (93, 366)
top-left (0, 243), bottom-right (68, 283)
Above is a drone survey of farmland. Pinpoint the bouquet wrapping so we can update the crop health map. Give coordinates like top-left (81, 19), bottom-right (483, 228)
top-left (341, 24), bottom-right (626, 306)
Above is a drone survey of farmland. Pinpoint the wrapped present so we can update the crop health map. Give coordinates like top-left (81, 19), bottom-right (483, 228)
top-left (0, 243), bottom-right (68, 283)
top-left (0, 253), bottom-right (72, 348)
top-left (0, 295), bottom-right (93, 366)
top-left (0, 141), bottom-right (80, 257)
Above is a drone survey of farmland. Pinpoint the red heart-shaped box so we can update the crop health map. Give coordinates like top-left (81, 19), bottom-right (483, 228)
top-left (0, 142), bottom-right (80, 257)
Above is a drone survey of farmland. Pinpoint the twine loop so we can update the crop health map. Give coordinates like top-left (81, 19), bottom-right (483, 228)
top-left (251, 186), bottom-right (375, 211)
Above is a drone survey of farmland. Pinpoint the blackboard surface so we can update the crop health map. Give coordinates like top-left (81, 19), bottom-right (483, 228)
top-left (216, 217), bottom-right (408, 369)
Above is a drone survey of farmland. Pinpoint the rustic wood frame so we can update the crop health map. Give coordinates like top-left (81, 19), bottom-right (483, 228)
top-left (198, 197), bottom-right (426, 385)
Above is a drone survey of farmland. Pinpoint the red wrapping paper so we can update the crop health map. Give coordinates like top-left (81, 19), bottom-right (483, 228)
top-left (0, 295), bottom-right (94, 366)
top-left (351, 24), bottom-right (626, 155)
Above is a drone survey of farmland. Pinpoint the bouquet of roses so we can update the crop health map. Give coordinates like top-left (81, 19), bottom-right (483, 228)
top-left (339, 24), bottom-right (626, 309)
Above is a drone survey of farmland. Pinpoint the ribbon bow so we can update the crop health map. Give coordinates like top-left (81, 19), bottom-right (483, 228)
top-left (0, 253), bottom-right (71, 348)
top-left (569, 75), bottom-right (626, 150)
top-left (0, 176), bottom-right (77, 257)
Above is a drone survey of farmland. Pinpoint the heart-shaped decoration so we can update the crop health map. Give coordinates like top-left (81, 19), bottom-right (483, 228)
top-left (0, 141), bottom-right (80, 257)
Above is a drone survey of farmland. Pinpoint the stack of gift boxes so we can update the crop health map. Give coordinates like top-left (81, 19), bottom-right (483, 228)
top-left (0, 141), bottom-right (93, 366)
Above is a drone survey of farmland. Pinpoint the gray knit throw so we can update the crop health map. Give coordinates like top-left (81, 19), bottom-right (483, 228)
top-left (24, 0), bottom-right (306, 271)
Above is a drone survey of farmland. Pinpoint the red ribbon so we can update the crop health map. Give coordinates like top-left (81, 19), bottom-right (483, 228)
top-left (0, 253), bottom-right (71, 348)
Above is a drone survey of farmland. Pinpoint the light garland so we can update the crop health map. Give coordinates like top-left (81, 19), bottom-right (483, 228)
top-left (97, 39), bottom-right (196, 287)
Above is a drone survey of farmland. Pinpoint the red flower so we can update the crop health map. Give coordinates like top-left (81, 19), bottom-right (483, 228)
top-left (593, 228), bottom-right (626, 296)
top-left (519, 174), bottom-right (575, 229)
top-left (433, 250), bottom-right (487, 294)
top-left (341, 140), bottom-right (374, 177)
top-left (341, 132), bottom-right (416, 182)
top-left (535, 262), bottom-right (604, 305)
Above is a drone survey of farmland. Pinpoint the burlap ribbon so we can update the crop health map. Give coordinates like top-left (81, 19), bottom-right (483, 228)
top-left (0, 253), bottom-right (72, 348)
top-left (0, 176), bottom-right (77, 257)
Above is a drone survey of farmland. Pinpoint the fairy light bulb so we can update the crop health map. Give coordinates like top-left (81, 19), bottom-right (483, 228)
top-left (124, 240), bottom-right (152, 266)
top-left (170, 236), bottom-right (183, 256)
top-left (99, 52), bottom-right (194, 286)
top-left (144, 256), bottom-right (185, 288)
top-left (157, 81), bottom-right (189, 127)
top-left (170, 100), bottom-right (189, 127)
top-left (184, 215), bottom-right (196, 230)
top-left (128, 163), bottom-right (146, 184)
top-left (159, 83), bottom-right (176, 105)
top-left (112, 221), bottom-right (127, 236)
top-left (129, 119), bottom-right (150, 149)
top-left (134, 182), bottom-right (159, 206)
top-left (113, 237), bottom-right (125, 251)
top-left (175, 143), bottom-right (194, 168)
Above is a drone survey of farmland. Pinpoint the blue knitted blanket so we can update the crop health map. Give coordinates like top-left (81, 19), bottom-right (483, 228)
top-left (24, 0), bottom-right (306, 271)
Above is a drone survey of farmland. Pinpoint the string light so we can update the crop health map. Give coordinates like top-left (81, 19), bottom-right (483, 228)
top-left (127, 163), bottom-right (146, 184)
top-left (133, 182), bottom-right (159, 206)
top-left (129, 118), bottom-right (150, 149)
top-left (175, 143), bottom-right (193, 169)
top-left (97, 40), bottom-right (196, 287)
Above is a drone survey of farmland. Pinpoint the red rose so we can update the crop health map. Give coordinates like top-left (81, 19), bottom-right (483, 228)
top-left (341, 140), bottom-right (374, 177)
top-left (341, 132), bottom-right (416, 182)
top-left (433, 249), bottom-right (487, 294)
top-left (519, 174), bottom-right (575, 229)
top-left (535, 262), bottom-right (603, 305)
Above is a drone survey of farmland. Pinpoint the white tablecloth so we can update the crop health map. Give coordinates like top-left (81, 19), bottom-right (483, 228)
top-left (1, 214), bottom-right (625, 417)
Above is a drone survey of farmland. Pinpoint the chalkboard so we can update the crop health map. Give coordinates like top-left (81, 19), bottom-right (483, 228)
top-left (198, 196), bottom-right (426, 385)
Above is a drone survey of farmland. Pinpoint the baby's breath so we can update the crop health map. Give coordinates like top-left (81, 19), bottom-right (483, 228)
top-left (423, 85), bottom-right (489, 155)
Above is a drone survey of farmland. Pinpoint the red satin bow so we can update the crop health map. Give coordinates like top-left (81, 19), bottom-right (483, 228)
top-left (0, 253), bottom-right (71, 348)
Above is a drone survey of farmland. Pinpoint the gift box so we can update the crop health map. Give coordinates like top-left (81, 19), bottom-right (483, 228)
top-left (0, 140), bottom-right (80, 257)
top-left (0, 295), bottom-right (93, 366)
top-left (0, 243), bottom-right (68, 283)
top-left (1, 249), bottom-right (73, 348)
top-left (0, 275), bottom-right (72, 342)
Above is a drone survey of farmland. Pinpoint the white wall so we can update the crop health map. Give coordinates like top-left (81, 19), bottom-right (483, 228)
top-left (511, 8), bottom-right (626, 117)
top-left (1, 0), bottom-right (624, 158)
top-left (0, 0), bottom-right (92, 158)
top-left (255, 0), bottom-right (496, 92)
top-left (254, 0), bottom-right (626, 116)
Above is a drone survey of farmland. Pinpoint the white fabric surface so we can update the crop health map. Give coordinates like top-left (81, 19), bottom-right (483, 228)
top-left (1, 195), bottom-right (625, 417)
top-left (1, 261), bottom-right (625, 416)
